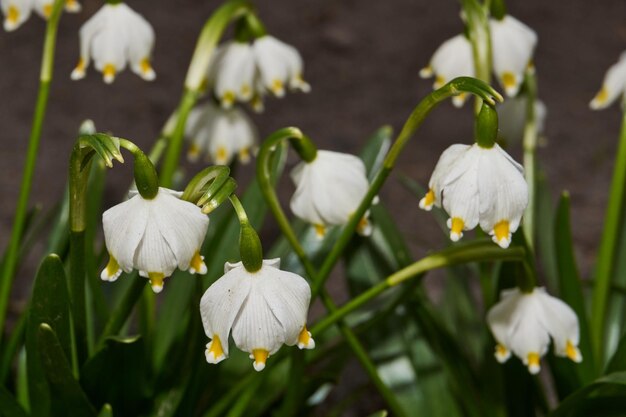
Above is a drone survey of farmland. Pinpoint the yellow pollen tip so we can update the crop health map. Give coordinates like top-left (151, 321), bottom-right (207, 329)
top-left (140, 58), bottom-right (152, 75)
top-left (595, 87), bottom-right (609, 104)
top-left (271, 79), bottom-right (284, 94)
top-left (75, 58), bottom-right (85, 72)
top-left (105, 256), bottom-right (120, 278)
top-left (206, 335), bottom-right (225, 362)
top-left (188, 143), bottom-right (200, 158)
top-left (314, 224), bottom-right (326, 239)
top-left (215, 146), bottom-right (228, 165)
top-left (501, 72), bottom-right (516, 90)
top-left (190, 251), bottom-right (206, 274)
top-left (297, 326), bottom-right (315, 349)
top-left (496, 344), bottom-right (508, 358)
top-left (103, 64), bottom-right (116, 82)
top-left (148, 272), bottom-right (165, 293)
top-left (527, 352), bottom-right (541, 374)
top-left (434, 75), bottom-right (445, 88)
top-left (357, 216), bottom-right (371, 236)
top-left (42, 4), bottom-right (52, 18)
top-left (238, 147), bottom-right (250, 163)
top-left (6, 5), bottom-right (19, 24)
top-left (566, 340), bottom-right (582, 363)
top-left (240, 83), bottom-right (251, 96)
top-left (423, 189), bottom-right (435, 207)
top-left (494, 220), bottom-right (510, 242)
top-left (252, 349), bottom-right (269, 371)
top-left (450, 217), bottom-right (464, 234)
top-left (222, 91), bottom-right (235, 107)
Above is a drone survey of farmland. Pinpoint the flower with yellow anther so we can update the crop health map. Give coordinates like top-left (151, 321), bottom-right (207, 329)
top-left (290, 150), bottom-right (373, 239)
top-left (70, 2), bottom-right (155, 84)
top-left (33, 0), bottom-right (81, 19)
top-left (419, 143), bottom-right (528, 248)
top-left (200, 258), bottom-right (314, 372)
top-left (487, 287), bottom-right (582, 374)
top-left (185, 102), bottom-right (257, 166)
top-left (101, 187), bottom-right (209, 293)
top-left (419, 34), bottom-right (475, 108)
top-left (2, 0), bottom-right (80, 31)
top-left (490, 15), bottom-right (537, 97)
top-left (589, 51), bottom-right (626, 110)
top-left (208, 35), bottom-right (309, 112)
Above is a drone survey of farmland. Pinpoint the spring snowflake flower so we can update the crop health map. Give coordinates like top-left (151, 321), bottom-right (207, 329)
top-left (200, 258), bottom-right (314, 371)
top-left (490, 15), bottom-right (538, 97)
top-left (589, 51), bottom-right (626, 110)
top-left (290, 150), bottom-right (372, 238)
top-left (419, 34), bottom-right (475, 107)
top-left (185, 102), bottom-right (257, 165)
top-left (2, 0), bottom-right (80, 31)
top-left (71, 2), bottom-right (155, 84)
top-left (419, 143), bottom-right (528, 248)
top-left (101, 187), bottom-right (209, 293)
top-left (487, 287), bottom-right (582, 374)
top-left (209, 35), bottom-right (309, 111)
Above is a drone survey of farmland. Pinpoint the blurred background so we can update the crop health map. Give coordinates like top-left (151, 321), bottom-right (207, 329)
top-left (0, 0), bottom-right (624, 389)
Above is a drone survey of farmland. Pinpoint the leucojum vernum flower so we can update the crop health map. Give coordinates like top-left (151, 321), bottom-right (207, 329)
top-left (2, 0), bottom-right (81, 31)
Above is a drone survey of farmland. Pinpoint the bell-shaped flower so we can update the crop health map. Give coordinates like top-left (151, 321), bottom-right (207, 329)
top-left (200, 258), bottom-right (315, 371)
top-left (589, 51), bottom-right (626, 110)
top-left (497, 94), bottom-right (546, 144)
top-left (185, 102), bottom-right (257, 165)
top-left (419, 143), bottom-right (528, 248)
top-left (2, 0), bottom-right (80, 31)
top-left (208, 35), bottom-right (309, 111)
top-left (101, 187), bottom-right (209, 293)
top-left (290, 150), bottom-right (372, 239)
top-left (33, 0), bottom-right (81, 18)
top-left (71, 2), bottom-right (155, 84)
top-left (490, 15), bottom-right (537, 97)
top-left (487, 287), bottom-right (582, 374)
top-left (419, 34), bottom-right (474, 107)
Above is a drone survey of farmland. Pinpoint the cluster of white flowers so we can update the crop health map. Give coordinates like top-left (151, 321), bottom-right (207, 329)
top-left (590, 51), bottom-right (626, 110)
top-left (420, 15), bottom-right (537, 105)
top-left (208, 35), bottom-right (310, 111)
top-left (71, 2), bottom-right (155, 84)
top-left (290, 150), bottom-right (373, 238)
top-left (419, 143), bottom-right (528, 248)
top-left (185, 102), bottom-right (258, 166)
top-left (487, 287), bottom-right (582, 374)
top-left (1, 0), bottom-right (80, 31)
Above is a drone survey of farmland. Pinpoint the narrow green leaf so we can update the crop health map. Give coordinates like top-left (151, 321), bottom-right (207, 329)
top-left (0, 385), bottom-right (28, 417)
top-left (605, 332), bottom-right (626, 374)
top-left (550, 372), bottom-right (626, 417)
top-left (97, 404), bottom-right (112, 417)
top-left (359, 125), bottom-right (393, 179)
top-left (26, 254), bottom-right (72, 416)
top-left (554, 192), bottom-right (594, 383)
top-left (38, 324), bottom-right (96, 417)
top-left (535, 171), bottom-right (558, 290)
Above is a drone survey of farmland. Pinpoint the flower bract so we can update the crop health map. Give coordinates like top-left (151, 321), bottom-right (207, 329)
top-left (200, 258), bottom-right (314, 371)
top-left (101, 187), bottom-right (209, 293)
top-left (589, 51), bottom-right (626, 110)
top-left (487, 287), bottom-right (582, 374)
top-left (71, 2), bottom-right (155, 84)
top-left (419, 143), bottom-right (528, 248)
top-left (185, 102), bottom-right (257, 165)
top-left (290, 150), bottom-right (372, 238)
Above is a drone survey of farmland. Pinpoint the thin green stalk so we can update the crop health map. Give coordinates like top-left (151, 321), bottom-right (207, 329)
top-left (0, 0), bottom-right (64, 338)
top-left (591, 109), bottom-right (626, 364)
top-left (522, 70), bottom-right (538, 251)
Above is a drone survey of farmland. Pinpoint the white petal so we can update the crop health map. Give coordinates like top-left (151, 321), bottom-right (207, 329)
top-left (535, 288), bottom-right (580, 356)
top-left (253, 35), bottom-right (292, 97)
top-left (440, 149), bottom-right (481, 231)
top-left (2, 0), bottom-right (32, 31)
top-left (214, 42), bottom-right (256, 106)
top-left (590, 52), bottom-right (626, 110)
top-left (425, 144), bottom-right (470, 208)
top-left (427, 34), bottom-right (474, 89)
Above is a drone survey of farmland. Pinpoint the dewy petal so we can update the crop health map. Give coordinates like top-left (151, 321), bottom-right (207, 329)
top-left (589, 52), bottom-right (626, 110)
top-left (424, 34), bottom-right (474, 92)
top-left (2, 0), bottom-right (32, 31)
top-left (490, 15), bottom-right (537, 97)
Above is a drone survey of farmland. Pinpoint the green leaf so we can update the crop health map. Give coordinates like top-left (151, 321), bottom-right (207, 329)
top-left (0, 385), bottom-right (28, 417)
top-left (554, 192), bottom-right (594, 383)
top-left (97, 404), bottom-right (112, 417)
top-left (38, 324), bottom-right (96, 417)
top-left (535, 171), bottom-right (558, 290)
top-left (359, 125), bottom-right (393, 179)
top-left (550, 372), bottom-right (626, 417)
top-left (605, 332), bottom-right (626, 374)
top-left (81, 336), bottom-right (150, 416)
top-left (26, 254), bottom-right (72, 416)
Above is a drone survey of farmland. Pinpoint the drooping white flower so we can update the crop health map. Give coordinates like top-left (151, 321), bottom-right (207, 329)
top-left (185, 102), bottom-right (258, 166)
top-left (497, 94), bottom-right (546, 144)
top-left (589, 51), bottom-right (626, 110)
top-left (290, 150), bottom-right (372, 238)
top-left (487, 287), bottom-right (582, 374)
top-left (71, 2), bottom-right (155, 84)
top-left (419, 143), bottom-right (528, 248)
top-left (208, 35), bottom-right (309, 111)
top-left (101, 187), bottom-right (209, 293)
top-left (200, 258), bottom-right (314, 371)
top-left (490, 15), bottom-right (537, 97)
top-left (419, 34), bottom-right (475, 107)
top-left (2, 0), bottom-right (80, 31)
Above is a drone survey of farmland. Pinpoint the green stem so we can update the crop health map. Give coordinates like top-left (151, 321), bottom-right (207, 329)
top-left (0, 0), bottom-right (64, 339)
top-left (69, 231), bottom-right (88, 365)
top-left (97, 277), bottom-right (146, 348)
top-left (312, 242), bottom-right (525, 334)
top-left (591, 109), bottom-right (626, 364)
top-left (461, 0), bottom-right (492, 112)
top-left (522, 70), bottom-right (538, 252)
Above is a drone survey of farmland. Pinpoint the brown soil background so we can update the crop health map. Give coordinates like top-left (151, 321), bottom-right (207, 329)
top-left (0, 0), bottom-right (625, 410)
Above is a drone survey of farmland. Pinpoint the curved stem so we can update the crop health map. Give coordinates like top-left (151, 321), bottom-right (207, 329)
top-left (0, 0), bottom-right (64, 339)
top-left (591, 109), bottom-right (626, 363)
top-left (522, 70), bottom-right (538, 251)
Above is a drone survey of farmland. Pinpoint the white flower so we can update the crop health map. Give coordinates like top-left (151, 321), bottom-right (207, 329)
top-left (290, 150), bottom-right (372, 238)
top-left (589, 51), bottom-right (626, 110)
top-left (185, 102), bottom-right (257, 165)
top-left (419, 143), bottom-right (528, 248)
top-left (200, 258), bottom-right (314, 371)
top-left (497, 94), bottom-right (546, 144)
top-left (2, 0), bottom-right (80, 31)
top-left (487, 287), bottom-right (582, 374)
top-left (101, 187), bottom-right (209, 293)
top-left (490, 15), bottom-right (538, 97)
top-left (71, 2), bottom-right (155, 84)
top-left (208, 35), bottom-right (309, 111)
top-left (419, 34), bottom-right (474, 108)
